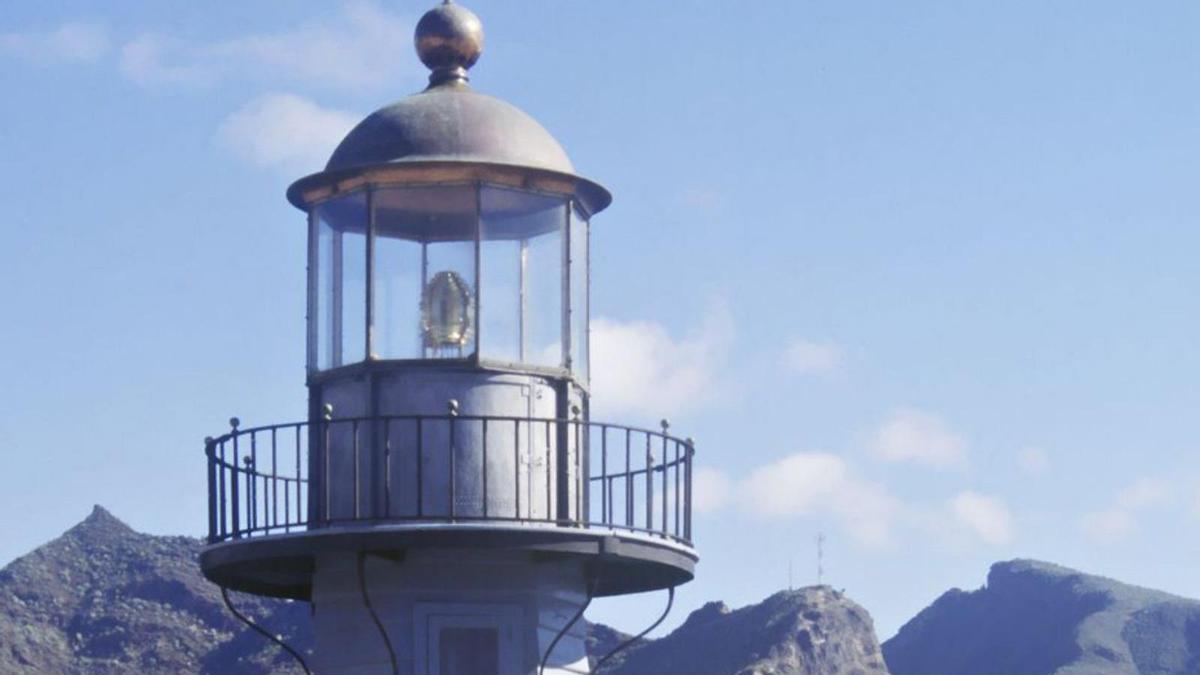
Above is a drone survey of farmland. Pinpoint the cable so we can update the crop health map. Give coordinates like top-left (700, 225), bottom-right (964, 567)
top-left (590, 586), bottom-right (675, 674)
top-left (539, 572), bottom-right (600, 675)
top-left (358, 552), bottom-right (399, 675)
top-left (220, 586), bottom-right (312, 675)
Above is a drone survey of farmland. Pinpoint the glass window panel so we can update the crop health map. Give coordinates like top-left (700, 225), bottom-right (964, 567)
top-left (315, 215), bottom-right (333, 370)
top-left (480, 186), bottom-right (566, 368)
top-left (373, 235), bottom-right (422, 359)
top-left (479, 238), bottom-right (521, 363)
top-left (313, 192), bottom-right (367, 370)
top-left (569, 204), bottom-right (589, 382)
top-left (373, 186), bottom-right (478, 360)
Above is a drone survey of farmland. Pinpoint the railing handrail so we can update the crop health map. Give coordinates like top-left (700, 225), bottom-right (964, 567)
top-left (209, 414), bottom-right (689, 447)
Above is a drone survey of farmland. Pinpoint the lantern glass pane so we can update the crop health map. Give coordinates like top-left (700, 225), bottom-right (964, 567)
top-left (372, 185), bottom-right (477, 360)
top-left (480, 186), bottom-right (566, 369)
top-left (313, 192), bottom-right (367, 370)
top-left (569, 205), bottom-right (589, 382)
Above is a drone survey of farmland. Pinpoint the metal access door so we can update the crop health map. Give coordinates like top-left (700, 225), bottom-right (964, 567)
top-left (416, 603), bottom-right (521, 675)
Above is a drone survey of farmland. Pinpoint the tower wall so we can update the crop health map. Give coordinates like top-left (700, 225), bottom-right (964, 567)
top-left (313, 368), bottom-right (586, 525)
top-left (311, 549), bottom-right (591, 674)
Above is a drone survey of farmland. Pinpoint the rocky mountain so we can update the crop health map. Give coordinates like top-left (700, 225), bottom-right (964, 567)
top-left (882, 558), bottom-right (1200, 675)
top-left (0, 506), bottom-right (892, 674)
top-left (0, 506), bottom-right (310, 674)
top-left (594, 588), bottom-right (890, 675)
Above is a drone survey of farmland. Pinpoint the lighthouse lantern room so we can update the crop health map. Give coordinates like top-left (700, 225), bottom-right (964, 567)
top-left (200, 4), bottom-right (698, 674)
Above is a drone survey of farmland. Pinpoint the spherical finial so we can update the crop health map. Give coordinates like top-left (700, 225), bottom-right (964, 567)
top-left (415, 1), bottom-right (484, 87)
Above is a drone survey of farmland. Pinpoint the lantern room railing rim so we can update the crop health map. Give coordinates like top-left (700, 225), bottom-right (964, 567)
top-left (204, 414), bottom-right (696, 549)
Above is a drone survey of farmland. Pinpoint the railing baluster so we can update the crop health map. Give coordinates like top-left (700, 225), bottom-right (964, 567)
top-left (545, 420), bottom-right (552, 521)
top-left (271, 428), bottom-right (278, 531)
top-left (661, 430), bottom-right (668, 536)
top-left (284, 479), bottom-right (291, 533)
top-left (205, 438), bottom-right (216, 542)
top-left (685, 439), bottom-right (693, 542)
top-left (625, 428), bottom-right (632, 528)
top-left (513, 420), bottom-right (521, 520)
top-left (645, 433), bottom-right (653, 531)
top-left (574, 416), bottom-right (582, 523)
top-left (384, 418), bottom-right (392, 519)
top-left (250, 430), bottom-right (258, 533)
top-left (482, 418), bottom-right (489, 518)
top-left (416, 418), bottom-right (424, 517)
top-left (295, 424), bottom-right (303, 526)
top-left (674, 440), bottom-right (681, 538)
top-left (600, 426), bottom-right (608, 525)
top-left (353, 420), bottom-right (361, 520)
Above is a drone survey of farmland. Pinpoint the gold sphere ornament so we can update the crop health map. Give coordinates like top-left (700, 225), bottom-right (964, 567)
top-left (414, 1), bottom-right (484, 86)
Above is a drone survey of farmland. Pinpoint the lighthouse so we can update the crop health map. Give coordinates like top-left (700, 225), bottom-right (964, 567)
top-left (200, 3), bottom-right (698, 674)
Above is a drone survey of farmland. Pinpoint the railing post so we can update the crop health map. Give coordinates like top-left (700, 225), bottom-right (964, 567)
top-left (323, 404), bottom-right (333, 524)
top-left (448, 399), bottom-right (459, 521)
top-left (243, 454), bottom-right (255, 534)
top-left (660, 419), bottom-right (669, 536)
top-left (229, 417), bottom-right (241, 537)
top-left (572, 405), bottom-right (583, 525)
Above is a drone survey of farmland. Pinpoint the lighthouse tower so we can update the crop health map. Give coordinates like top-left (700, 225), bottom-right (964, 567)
top-left (200, 3), bottom-right (698, 673)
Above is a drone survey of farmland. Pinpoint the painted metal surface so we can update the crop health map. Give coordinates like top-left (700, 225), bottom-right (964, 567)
top-left (310, 550), bottom-right (589, 675)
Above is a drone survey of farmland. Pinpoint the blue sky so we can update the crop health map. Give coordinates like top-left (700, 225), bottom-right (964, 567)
top-left (2, 0), bottom-right (1199, 639)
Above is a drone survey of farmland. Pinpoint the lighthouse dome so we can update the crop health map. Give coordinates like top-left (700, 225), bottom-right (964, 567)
top-left (325, 87), bottom-right (575, 176)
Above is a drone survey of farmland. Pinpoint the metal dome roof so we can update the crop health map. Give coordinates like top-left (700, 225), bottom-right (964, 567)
top-left (287, 1), bottom-right (610, 214)
top-left (324, 83), bottom-right (575, 175)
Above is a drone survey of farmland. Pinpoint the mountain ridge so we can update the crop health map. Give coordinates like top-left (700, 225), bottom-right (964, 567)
top-left (882, 558), bottom-right (1200, 675)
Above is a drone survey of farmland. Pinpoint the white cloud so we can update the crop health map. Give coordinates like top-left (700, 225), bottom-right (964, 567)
top-left (739, 453), bottom-right (899, 548)
top-left (1016, 446), bottom-right (1050, 476)
top-left (119, 2), bottom-right (412, 90)
top-left (692, 467), bottom-right (732, 514)
top-left (119, 34), bottom-right (215, 87)
top-left (949, 491), bottom-right (1015, 546)
top-left (1116, 477), bottom-right (1172, 510)
top-left (216, 93), bottom-right (358, 173)
top-left (1081, 508), bottom-right (1134, 544)
top-left (1, 22), bottom-right (110, 64)
top-left (699, 455), bottom-right (1017, 551)
top-left (870, 408), bottom-right (967, 468)
top-left (590, 302), bottom-right (733, 420)
top-left (1082, 477), bottom-right (1173, 545)
top-left (782, 340), bottom-right (844, 377)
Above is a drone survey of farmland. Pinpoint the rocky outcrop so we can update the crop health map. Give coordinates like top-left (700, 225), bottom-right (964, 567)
top-left (596, 587), bottom-right (890, 675)
top-left (882, 559), bottom-right (1200, 675)
top-left (0, 506), bottom-right (309, 674)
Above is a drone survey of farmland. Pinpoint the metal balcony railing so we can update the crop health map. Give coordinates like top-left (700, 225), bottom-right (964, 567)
top-left (205, 414), bottom-right (695, 548)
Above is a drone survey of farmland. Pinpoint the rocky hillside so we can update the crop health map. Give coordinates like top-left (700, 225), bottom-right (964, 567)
top-left (882, 559), bottom-right (1200, 675)
top-left (595, 587), bottom-right (890, 675)
top-left (0, 506), bottom-right (310, 674)
top-left (0, 506), bottom-right (890, 674)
